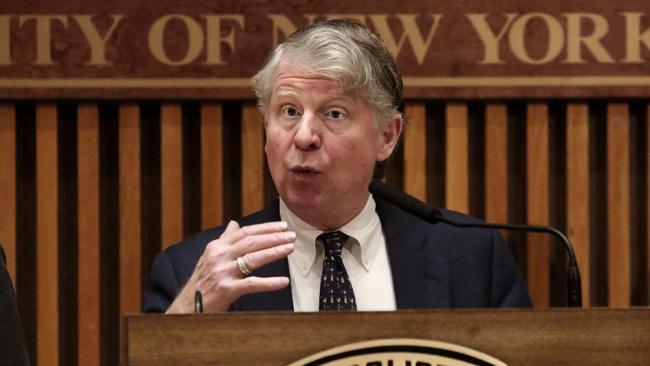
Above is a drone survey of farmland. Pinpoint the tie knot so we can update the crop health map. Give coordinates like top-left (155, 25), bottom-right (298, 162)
top-left (317, 231), bottom-right (349, 256)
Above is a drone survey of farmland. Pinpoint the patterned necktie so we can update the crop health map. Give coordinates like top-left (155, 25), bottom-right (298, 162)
top-left (318, 231), bottom-right (357, 311)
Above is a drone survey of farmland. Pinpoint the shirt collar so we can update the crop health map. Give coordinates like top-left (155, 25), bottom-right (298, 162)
top-left (280, 194), bottom-right (381, 276)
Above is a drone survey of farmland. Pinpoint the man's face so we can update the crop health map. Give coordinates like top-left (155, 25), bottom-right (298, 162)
top-left (264, 62), bottom-right (401, 229)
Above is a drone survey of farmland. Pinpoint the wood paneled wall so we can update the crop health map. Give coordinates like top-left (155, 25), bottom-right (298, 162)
top-left (0, 100), bottom-right (648, 366)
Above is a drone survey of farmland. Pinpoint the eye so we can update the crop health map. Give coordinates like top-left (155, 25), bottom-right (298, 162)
top-left (281, 105), bottom-right (301, 118)
top-left (326, 108), bottom-right (346, 120)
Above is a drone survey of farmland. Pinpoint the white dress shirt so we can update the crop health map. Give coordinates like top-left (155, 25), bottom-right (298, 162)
top-left (281, 194), bottom-right (397, 312)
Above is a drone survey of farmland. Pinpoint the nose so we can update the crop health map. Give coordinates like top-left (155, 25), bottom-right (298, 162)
top-left (293, 113), bottom-right (322, 150)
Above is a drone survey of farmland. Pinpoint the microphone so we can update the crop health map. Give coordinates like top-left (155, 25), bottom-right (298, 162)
top-left (369, 180), bottom-right (583, 308)
top-left (195, 290), bottom-right (203, 314)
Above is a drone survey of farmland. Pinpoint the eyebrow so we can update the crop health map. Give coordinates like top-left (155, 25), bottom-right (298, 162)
top-left (273, 89), bottom-right (355, 105)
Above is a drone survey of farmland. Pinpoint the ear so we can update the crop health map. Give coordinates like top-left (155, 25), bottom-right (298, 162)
top-left (263, 113), bottom-right (270, 155)
top-left (376, 113), bottom-right (403, 162)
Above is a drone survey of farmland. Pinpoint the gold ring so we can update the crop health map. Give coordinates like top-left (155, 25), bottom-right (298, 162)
top-left (237, 256), bottom-right (253, 276)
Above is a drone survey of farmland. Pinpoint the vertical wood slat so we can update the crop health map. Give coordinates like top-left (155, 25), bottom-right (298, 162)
top-left (77, 104), bottom-right (100, 366)
top-left (0, 104), bottom-right (16, 281)
top-left (403, 103), bottom-right (427, 201)
top-left (119, 104), bottom-right (141, 314)
top-left (161, 104), bottom-right (183, 248)
top-left (648, 104), bottom-right (650, 305)
top-left (445, 103), bottom-right (469, 213)
top-left (485, 104), bottom-right (508, 223)
top-left (567, 103), bottom-right (591, 307)
top-left (241, 104), bottom-right (265, 216)
top-left (607, 103), bottom-right (631, 307)
top-left (36, 104), bottom-right (59, 366)
top-left (201, 104), bottom-right (223, 229)
top-left (526, 103), bottom-right (550, 308)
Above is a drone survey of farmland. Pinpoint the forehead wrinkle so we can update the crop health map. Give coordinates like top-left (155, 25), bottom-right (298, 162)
top-left (275, 89), bottom-right (298, 98)
top-left (274, 80), bottom-right (354, 100)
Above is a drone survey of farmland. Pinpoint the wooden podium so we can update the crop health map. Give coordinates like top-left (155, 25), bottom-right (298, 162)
top-left (122, 308), bottom-right (649, 366)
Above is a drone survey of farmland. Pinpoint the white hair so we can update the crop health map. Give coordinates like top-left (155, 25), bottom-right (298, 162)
top-left (252, 19), bottom-right (403, 127)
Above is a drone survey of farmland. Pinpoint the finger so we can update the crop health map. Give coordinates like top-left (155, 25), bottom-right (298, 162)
top-left (222, 220), bottom-right (240, 236)
top-left (243, 243), bottom-right (294, 271)
top-left (220, 221), bottom-right (288, 243)
top-left (233, 230), bottom-right (296, 256)
top-left (232, 276), bottom-right (290, 296)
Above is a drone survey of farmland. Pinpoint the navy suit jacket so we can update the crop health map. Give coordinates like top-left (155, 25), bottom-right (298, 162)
top-left (0, 246), bottom-right (30, 366)
top-left (144, 197), bottom-right (531, 312)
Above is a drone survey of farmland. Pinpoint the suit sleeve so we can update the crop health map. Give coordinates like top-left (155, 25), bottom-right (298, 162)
top-left (489, 230), bottom-right (533, 307)
top-left (0, 250), bottom-right (30, 366)
top-left (143, 250), bottom-right (183, 313)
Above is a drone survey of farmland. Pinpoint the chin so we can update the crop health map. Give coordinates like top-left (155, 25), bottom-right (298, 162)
top-left (283, 186), bottom-right (322, 208)
top-left (279, 180), bottom-right (328, 210)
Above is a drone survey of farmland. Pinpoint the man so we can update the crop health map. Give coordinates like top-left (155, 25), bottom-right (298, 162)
top-left (144, 20), bottom-right (531, 313)
top-left (0, 246), bottom-right (30, 366)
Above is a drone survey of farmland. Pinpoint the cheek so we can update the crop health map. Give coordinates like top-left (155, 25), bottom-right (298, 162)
top-left (264, 131), bottom-right (280, 163)
top-left (265, 139), bottom-right (281, 164)
top-left (265, 129), bottom-right (293, 170)
top-left (334, 139), bottom-right (377, 172)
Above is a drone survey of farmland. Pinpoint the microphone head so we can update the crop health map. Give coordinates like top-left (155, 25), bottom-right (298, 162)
top-left (368, 180), bottom-right (441, 223)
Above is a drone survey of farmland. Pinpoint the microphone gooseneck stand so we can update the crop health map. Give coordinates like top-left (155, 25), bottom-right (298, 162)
top-left (369, 180), bottom-right (582, 308)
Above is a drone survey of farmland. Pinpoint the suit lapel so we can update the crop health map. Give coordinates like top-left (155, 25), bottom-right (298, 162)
top-left (376, 198), bottom-right (451, 309)
top-left (232, 199), bottom-right (294, 311)
top-left (233, 197), bottom-right (451, 311)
